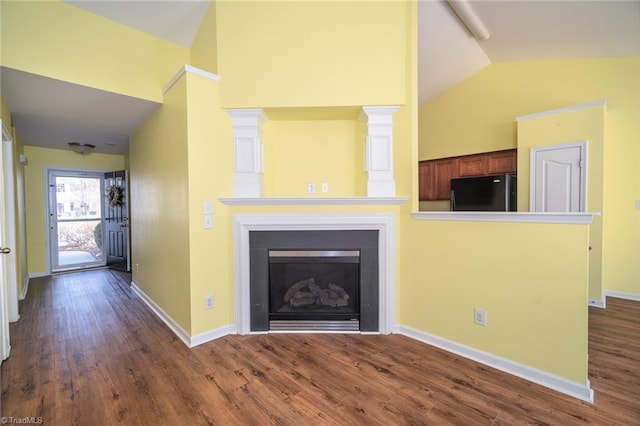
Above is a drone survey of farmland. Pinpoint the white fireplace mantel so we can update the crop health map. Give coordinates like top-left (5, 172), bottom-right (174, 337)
top-left (232, 213), bottom-right (397, 334)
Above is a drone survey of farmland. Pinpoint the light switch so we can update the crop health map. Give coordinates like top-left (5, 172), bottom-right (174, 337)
top-left (203, 200), bottom-right (213, 214)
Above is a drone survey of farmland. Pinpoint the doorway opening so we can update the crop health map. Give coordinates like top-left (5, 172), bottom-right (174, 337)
top-left (48, 170), bottom-right (105, 272)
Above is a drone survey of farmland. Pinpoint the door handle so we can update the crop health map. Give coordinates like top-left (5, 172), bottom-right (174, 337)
top-left (0, 247), bottom-right (11, 254)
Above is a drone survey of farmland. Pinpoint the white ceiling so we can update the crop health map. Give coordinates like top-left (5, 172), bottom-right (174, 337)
top-left (1, 0), bottom-right (638, 155)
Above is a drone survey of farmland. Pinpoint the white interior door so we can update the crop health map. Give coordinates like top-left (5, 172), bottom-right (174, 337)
top-left (530, 142), bottom-right (586, 212)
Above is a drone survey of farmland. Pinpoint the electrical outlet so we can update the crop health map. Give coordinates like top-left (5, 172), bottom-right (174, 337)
top-left (474, 308), bottom-right (487, 326)
top-left (204, 295), bottom-right (214, 310)
top-left (135, 263), bottom-right (139, 273)
top-left (321, 182), bottom-right (329, 193)
top-left (307, 183), bottom-right (316, 194)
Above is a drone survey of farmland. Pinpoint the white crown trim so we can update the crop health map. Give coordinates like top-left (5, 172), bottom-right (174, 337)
top-left (516, 100), bottom-right (606, 122)
top-left (162, 64), bottom-right (221, 94)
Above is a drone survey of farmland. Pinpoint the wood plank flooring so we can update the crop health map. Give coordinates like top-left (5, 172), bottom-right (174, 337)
top-left (2, 269), bottom-right (639, 424)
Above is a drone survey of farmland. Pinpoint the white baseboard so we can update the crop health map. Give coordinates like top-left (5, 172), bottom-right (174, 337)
top-left (191, 325), bottom-right (236, 347)
top-left (395, 325), bottom-right (594, 403)
top-left (588, 298), bottom-right (606, 308)
top-left (604, 290), bottom-right (640, 302)
top-left (130, 281), bottom-right (234, 348)
top-left (130, 281), bottom-right (191, 347)
top-left (28, 272), bottom-right (48, 279)
top-left (19, 278), bottom-right (29, 300)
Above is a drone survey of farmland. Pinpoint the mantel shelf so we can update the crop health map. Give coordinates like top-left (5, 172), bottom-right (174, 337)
top-left (218, 196), bottom-right (409, 206)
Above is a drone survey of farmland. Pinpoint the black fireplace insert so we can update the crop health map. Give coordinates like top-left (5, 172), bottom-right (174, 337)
top-left (249, 230), bottom-right (379, 332)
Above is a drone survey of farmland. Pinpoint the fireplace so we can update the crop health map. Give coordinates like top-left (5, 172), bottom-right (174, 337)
top-left (269, 250), bottom-right (361, 330)
top-left (249, 230), bottom-right (379, 332)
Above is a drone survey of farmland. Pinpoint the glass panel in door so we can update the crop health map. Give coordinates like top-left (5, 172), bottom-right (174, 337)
top-left (50, 172), bottom-right (105, 271)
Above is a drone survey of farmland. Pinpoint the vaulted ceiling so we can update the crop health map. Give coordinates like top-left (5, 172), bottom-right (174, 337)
top-left (2, 0), bottom-right (638, 154)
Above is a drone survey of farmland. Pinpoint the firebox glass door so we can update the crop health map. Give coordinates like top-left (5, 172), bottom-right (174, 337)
top-left (269, 251), bottom-right (360, 321)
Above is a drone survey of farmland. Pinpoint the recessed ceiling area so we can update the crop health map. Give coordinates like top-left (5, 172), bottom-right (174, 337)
top-left (1, 67), bottom-right (160, 155)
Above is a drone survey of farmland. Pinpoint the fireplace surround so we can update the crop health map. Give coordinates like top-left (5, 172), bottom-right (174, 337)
top-left (232, 213), bottom-right (397, 334)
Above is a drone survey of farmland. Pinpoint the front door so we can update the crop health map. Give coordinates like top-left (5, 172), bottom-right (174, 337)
top-left (48, 170), bottom-right (105, 272)
top-left (530, 142), bottom-right (586, 212)
top-left (104, 170), bottom-right (130, 271)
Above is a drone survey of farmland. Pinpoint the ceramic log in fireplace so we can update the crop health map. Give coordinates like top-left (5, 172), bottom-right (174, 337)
top-left (249, 230), bottom-right (379, 332)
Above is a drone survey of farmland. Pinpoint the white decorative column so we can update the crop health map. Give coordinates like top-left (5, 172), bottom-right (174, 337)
top-left (226, 109), bottom-right (267, 197)
top-left (360, 106), bottom-right (399, 197)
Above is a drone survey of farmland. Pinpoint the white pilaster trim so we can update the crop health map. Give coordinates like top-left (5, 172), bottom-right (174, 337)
top-left (359, 106), bottom-right (399, 197)
top-left (226, 109), bottom-right (268, 198)
top-left (396, 325), bottom-right (594, 403)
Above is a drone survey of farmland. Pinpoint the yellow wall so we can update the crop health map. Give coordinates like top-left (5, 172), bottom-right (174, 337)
top-left (216, 0), bottom-right (406, 108)
top-left (262, 119), bottom-right (363, 197)
top-left (0, 96), bottom-right (10, 126)
top-left (518, 105), bottom-right (605, 301)
top-left (185, 73), bottom-right (235, 335)
top-left (1, 1), bottom-right (190, 102)
top-left (190, 1), bottom-right (218, 74)
top-left (399, 220), bottom-right (590, 383)
top-left (22, 146), bottom-right (124, 275)
top-left (418, 57), bottom-right (639, 296)
top-left (129, 75), bottom-right (192, 332)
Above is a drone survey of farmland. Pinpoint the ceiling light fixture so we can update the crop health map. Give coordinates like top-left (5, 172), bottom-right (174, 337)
top-left (68, 142), bottom-right (96, 154)
top-left (446, 0), bottom-right (491, 41)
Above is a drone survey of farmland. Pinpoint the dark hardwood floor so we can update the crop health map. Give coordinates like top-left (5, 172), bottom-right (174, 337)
top-left (2, 269), bottom-right (639, 424)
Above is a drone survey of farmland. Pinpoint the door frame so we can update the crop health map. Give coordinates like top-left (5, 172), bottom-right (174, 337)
top-left (529, 141), bottom-right (587, 212)
top-left (44, 167), bottom-right (109, 274)
top-left (0, 121), bottom-right (13, 360)
top-left (2, 122), bottom-right (18, 324)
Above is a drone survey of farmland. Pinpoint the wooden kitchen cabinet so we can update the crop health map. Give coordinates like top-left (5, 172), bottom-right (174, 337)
top-left (487, 150), bottom-right (517, 174)
top-left (458, 155), bottom-right (487, 177)
top-left (433, 158), bottom-right (457, 200)
top-left (419, 149), bottom-right (516, 201)
top-left (418, 161), bottom-right (434, 200)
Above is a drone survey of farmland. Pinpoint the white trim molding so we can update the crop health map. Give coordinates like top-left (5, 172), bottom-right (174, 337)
top-left (516, 100), bottom-right (607, 122)
top-left (232, 213), bottom-right (397, 335)
top-left (191, 325), bottom-right (237, 347)
top-left (219, 196), bottom-right (408, 206)
top-left (162, 64), bottom-right (221, 94)
top-left (131, 282), bottom-right (191, 347)
top-left (19, 277), bottom-right (29, 301)
top-left (397, 325), bottom-right (594, 403)
top-left (412, 211), bottom-right (597, 224)
top-left (226, 109), bottom-right (267, 198)
top-left (605, 290), bottom-right (640, 302)
top-left (588, 298), bottom-right (606, 309)
top-left (132, 282), bottom-right (236, 348)
top-left (359, 106), bottom-right (399, 197)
